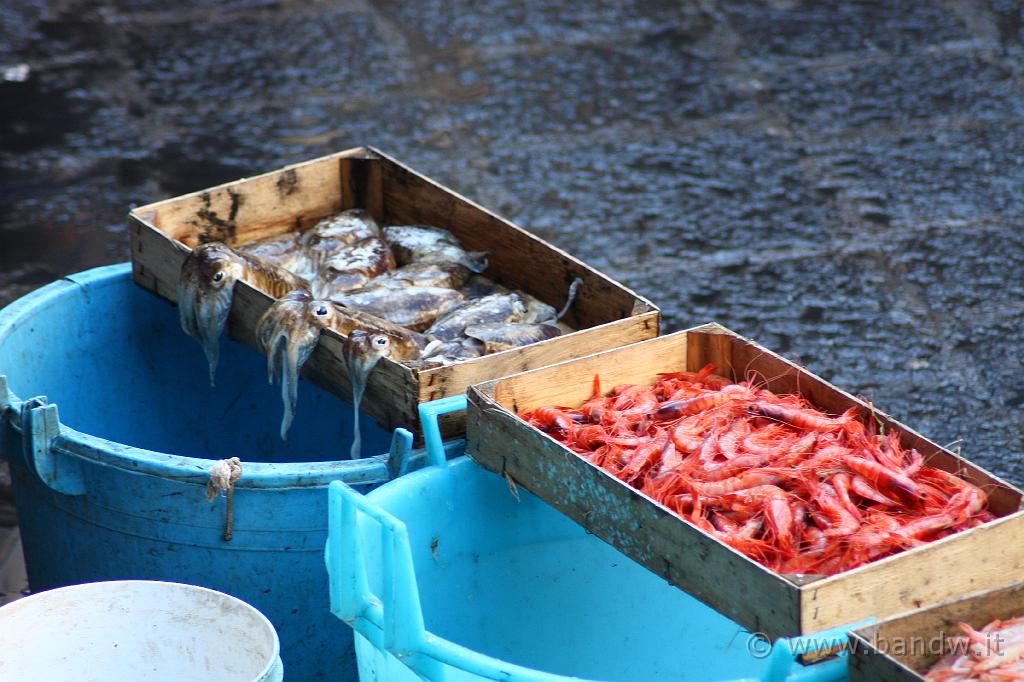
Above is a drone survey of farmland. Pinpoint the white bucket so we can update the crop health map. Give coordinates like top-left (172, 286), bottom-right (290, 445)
top-left (0, 581), bottom-right (283, 681)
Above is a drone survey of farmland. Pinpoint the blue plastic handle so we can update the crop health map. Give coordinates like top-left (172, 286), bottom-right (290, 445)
top-left (418, 395), bottom-right (467, 469)
top-left (761, 619), bottom-right (875, 682)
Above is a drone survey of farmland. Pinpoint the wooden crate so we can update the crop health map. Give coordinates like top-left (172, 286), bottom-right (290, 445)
top-left (466, 323), bottom-right (1024, 638)
top-left (849, 582), bottom-right (1024, 680)
top-left (128, 146), bottom-right (659, 439)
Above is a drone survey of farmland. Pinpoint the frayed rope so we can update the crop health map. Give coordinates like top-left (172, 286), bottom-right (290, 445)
top-left (207, 457), bottom-right (243, 542)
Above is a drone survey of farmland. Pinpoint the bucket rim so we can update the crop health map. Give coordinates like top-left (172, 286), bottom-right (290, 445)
top-left (0, 579), bottom-right (282, 680)
top-left (0, 263), bottom-right (396, 488)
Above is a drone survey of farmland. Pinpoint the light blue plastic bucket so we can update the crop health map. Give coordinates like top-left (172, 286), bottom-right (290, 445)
top-left (326, 397), bottom-right (862, 682)
top-left (0, 580), bottom-right (283, 681)
top-left (0, 263), bottom-right (461, 681)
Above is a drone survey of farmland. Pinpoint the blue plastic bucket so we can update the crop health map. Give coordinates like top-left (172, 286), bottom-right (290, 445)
top-left (327, 397), bottom-right (861, 682)
top-left (0, 263), bottom-right (461, 681)
top-left (0, 580), bottom-right (284, 681)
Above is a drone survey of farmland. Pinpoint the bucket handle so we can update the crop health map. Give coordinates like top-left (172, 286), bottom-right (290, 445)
top-left (327, 479), bottom-right (577, 682)
top-left (8, 391), bottom-right (86, 496)
top-left (758, 619), bottom-right (874, 681)
top-left (418, 395), bottom-right (467, 470)
top-left (327, 480), bottom-right (446, 682)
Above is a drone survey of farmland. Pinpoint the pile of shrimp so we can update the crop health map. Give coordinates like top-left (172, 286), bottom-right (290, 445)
top-left (926, 617), bottom-right (1024, 680)
top-left (520, 365), bottom-right (994, 576)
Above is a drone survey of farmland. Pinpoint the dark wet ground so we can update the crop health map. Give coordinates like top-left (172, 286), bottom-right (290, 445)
top-left (1, 0), bottom-right (1023, 599)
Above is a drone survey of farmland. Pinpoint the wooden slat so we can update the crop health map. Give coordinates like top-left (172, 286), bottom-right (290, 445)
top-left (480, 327), bottom-right (687, 414)
top-left (340, 154), bottom-right (384, 220)
top-left (133, 147), bottom-right (373, 247)
top-left (417, 311), bottom-right (660, 404)
top-left (465, 325), bottom-right (1024, 638)
top-left (849, 582), bottom-right (1024, 681)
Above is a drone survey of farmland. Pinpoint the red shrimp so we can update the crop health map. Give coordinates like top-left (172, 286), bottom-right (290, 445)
top-left (774, 432), bottom-right (818, 467)
top-left (738, 515), bottom-right (764, 539)
top-left (528, 406), bottom-right (576, 433)
top-left (751, 402), bottom-right (855, 432)
top-left (742, 424), bottom-right (792, 456)
top-left (579, 397), bottom-right (607, 424)
top-left (893, 513), bottom-right (955, 542)
top-left (671, 414), bottom-right (710, 453)
top-left (947, 484), bottom-right (986, 522)
top-left (690, 471), bottom-right (782, 496)
top-left (655, 392), bottom-right (729, 421)
top-left (849, 474), bottom-right (899, 506)
top-left (693, 454), bottom-right (768, 482)
top-left (717, 419), bottom-right (750, 460)
top-left (720, 485), bottom-right (795, 554)
top-left (656, 384), bottom-right (750, 421)
top-left (697, 427), bottom-right (722, 463)
top-left (831, 473), bottom-right (863, 523)
top-left (843, 455), bottom-right (927, 506)
top-left (710, 512), bottom-right (740, 535)
top-left (656, 363), bottom-right (716, 385)
top-left (815, 483), bottom-right (861, 537)
top-left (574, 424), bottom-right (606, 451)
top-left (619, 432), bottom-right (669, 483)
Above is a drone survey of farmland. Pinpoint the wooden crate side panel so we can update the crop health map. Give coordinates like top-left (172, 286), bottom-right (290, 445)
top-left (466, 388), bottom-right (802, 636)
top-left (417, 311), bottom-right (660, 403)
top-left (685, 325), bottom-right (737, 376)
top-left (375, 152), bottom-right (654, 329)
top-left (132, 148), bottom-right (374, 247)
top-left (848, 631), bottom-right (924, 682)
top-left (340, 155), bottom-right (384, 221)
top-left (801, 510), bottom-right (1024, 633)
top-left (129, 215), bottom-right (190, 303)
top-left (474, 330), bottom-right (689, 414)
top-left (849, 582), bottom-right (1024, 681)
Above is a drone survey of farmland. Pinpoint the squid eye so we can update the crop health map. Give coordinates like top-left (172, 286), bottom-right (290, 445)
top-left (315, 305), bottom-right (328, 316)
top-left (212, 271), bottom-right (224, 283)
top-left (374, 336), bottom-right (389, 347)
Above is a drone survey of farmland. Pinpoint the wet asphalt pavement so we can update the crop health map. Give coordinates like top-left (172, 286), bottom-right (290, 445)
top-left (0, 0), bottom-right (1023, 599)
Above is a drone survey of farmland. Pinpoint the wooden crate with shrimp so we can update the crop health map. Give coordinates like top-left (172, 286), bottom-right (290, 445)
top-left (465, 323), bottom-right (1024, 639)
top-left (128, 146), bottom-right (659, 448)
top-left (849, 582), bottom-right (1024, 680)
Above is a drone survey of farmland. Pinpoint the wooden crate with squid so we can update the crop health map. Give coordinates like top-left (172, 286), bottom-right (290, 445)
top-left (128, 146), bottom-right (659, 450)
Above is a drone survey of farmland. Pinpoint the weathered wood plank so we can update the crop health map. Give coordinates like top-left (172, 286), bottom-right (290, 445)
top-left (138, 148), bottom-right (371, 247)
top-left (417, 311), bottom-right (660, 404)
top-left (340, 154), bottom-right (384, 220)
top-left (849, 582), bottom-right (1024, 681)
top-left (466, 325), bottom-right (1024, 638)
